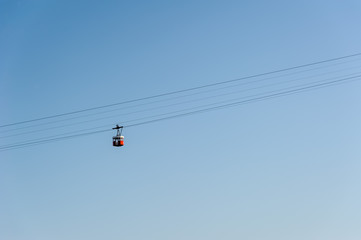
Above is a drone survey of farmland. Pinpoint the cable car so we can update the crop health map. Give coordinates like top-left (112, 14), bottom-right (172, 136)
top-left (112, 125), bottom-right (124, 147)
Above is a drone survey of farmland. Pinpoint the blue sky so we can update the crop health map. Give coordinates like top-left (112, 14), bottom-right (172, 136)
top-left (1, 1), bottom-right (361, 239)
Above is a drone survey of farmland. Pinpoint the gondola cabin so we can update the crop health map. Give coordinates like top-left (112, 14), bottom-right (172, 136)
top-left (112, 125), bottom-right (124, 147)
top-left (113, 135), bottom-right (124, 147)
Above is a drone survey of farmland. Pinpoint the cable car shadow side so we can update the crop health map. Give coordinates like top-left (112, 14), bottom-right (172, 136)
top-left (112, 125), bottom-right (124, 147)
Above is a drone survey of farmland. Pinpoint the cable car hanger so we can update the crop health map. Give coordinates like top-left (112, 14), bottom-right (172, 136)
top-left (112, 125), bottom-right (124, 147)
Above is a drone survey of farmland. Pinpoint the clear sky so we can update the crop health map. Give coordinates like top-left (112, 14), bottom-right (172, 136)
top-left (1, 1), bottom-right (361, 239)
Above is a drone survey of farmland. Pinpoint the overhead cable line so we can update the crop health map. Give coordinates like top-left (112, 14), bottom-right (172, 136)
top-left (2, 52), bottom-right (361, 128)
top-left (2, 69), bottom-right (361, 139)
top-left (5, 59), bottom-right (361, 134)
top-left (1, 74), bottom-right (360, 152)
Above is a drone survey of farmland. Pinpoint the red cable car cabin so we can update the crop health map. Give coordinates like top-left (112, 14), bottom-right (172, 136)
top-left (113, 135), bottom-right (124, 147)
top-left (112, 125), bottom-right (124, 147)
